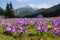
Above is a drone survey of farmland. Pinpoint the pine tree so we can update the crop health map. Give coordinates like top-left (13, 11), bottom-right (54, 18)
top-left (5, 3), bottom-right (10, 18)
top-left (5, 2), bottom-right (15, 18)
top-left (9, 2), bottom-right (15, 18)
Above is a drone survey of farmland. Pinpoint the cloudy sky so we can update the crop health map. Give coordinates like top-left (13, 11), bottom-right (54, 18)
top-left (0, 0), bottom-right (60, 9)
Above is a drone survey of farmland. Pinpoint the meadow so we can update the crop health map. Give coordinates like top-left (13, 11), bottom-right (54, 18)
top-left (0, 18), bottom-right (60, 40)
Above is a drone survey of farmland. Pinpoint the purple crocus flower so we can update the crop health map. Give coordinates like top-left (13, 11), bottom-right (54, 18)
top-left (17, 25), bottom-right (23, 30)
top-left (2, 25), bottom-right (5, 29)
top-left (36, 27), bottom-right (41, 31)
top-left (11, 28), bottom-right (16, 32)
top-left (58, 23), bottom-right (60, 26)
top-left (6, 26), bottom-right (11, 32)
top-left (16, 21), bottom-right (24, 26)
top-left (36, 24), bottom-right (43, 31)
top-left (19, 29), bottom-right (25, 34)
top-left (11, 26), bottom-right (16, 32)
top-left (19, 27), bottom-right (23, 30)
top-left (42, 26), bottom-right (48, 32)
top-left (42, 19), bottom-right (48, 24)
top-left (24, 30), bottom-right (28, 34)
top-left (20, 21), bottom-right (25, 25)
top-left (32, 18), bottom-right (38, 24)
top-left (19, 29), bottom-right (28, 34)
top-left (24, 20), bottom-right (30, 25)
top-left (16, 22), bottom-right (20, 25)
top-left (36, 25), bottom-right (48, 32)
top-left (51, 19), bottom-right (59, 28)
top-left (54, 29), bottom-right (60, 34)
top-left (11, 26), bottom-right (16, 29)
top-left (51, 25), bottom-right (56, 28)
top-left (52, 22), bottom-right (58, 26)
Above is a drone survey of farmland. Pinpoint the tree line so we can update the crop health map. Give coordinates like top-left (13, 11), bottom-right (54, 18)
top-left (0, 2), bottom-right (15, 18)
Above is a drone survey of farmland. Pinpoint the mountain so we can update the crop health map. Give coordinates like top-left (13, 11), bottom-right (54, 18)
top-left (15, 5), bottom-right (38, 16)
top-left (31, 3), bottom-right (60, 17)
top-left (15, 3), bottom-right (60, 18)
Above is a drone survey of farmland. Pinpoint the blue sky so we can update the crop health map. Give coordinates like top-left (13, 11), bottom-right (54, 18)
top-left (0, 0), bottom-right (60, 9)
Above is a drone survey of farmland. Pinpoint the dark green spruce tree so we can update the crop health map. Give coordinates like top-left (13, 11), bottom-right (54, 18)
top-left (0, 7), bottom-right (4, 15)
top-left (5, 2), bottom-right (15, 18)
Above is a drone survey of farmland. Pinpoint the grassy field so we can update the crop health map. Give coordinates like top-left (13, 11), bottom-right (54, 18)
top-left (0, 18), bottom-right (60, 40)
top-left (0, 24), bottom-right (60, 40)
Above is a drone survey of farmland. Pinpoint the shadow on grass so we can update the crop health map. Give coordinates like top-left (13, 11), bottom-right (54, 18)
top-left (28, 33), bottom-right (38, 37)
top-left (2, 31), bottom-right (12, 36)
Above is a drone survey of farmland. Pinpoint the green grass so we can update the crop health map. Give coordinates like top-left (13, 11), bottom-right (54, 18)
top-left (0, 24), bottom-right (60, 40)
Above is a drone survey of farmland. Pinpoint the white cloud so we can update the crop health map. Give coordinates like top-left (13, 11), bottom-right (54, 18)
top-left (37, 4), bottom-right (51, 9)
top-left (16, 0), bottom-right (27, 2)
top-left (27, 4), bottom-right (38, 9)
top-left (27, 4), bottom-right (51, 9)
